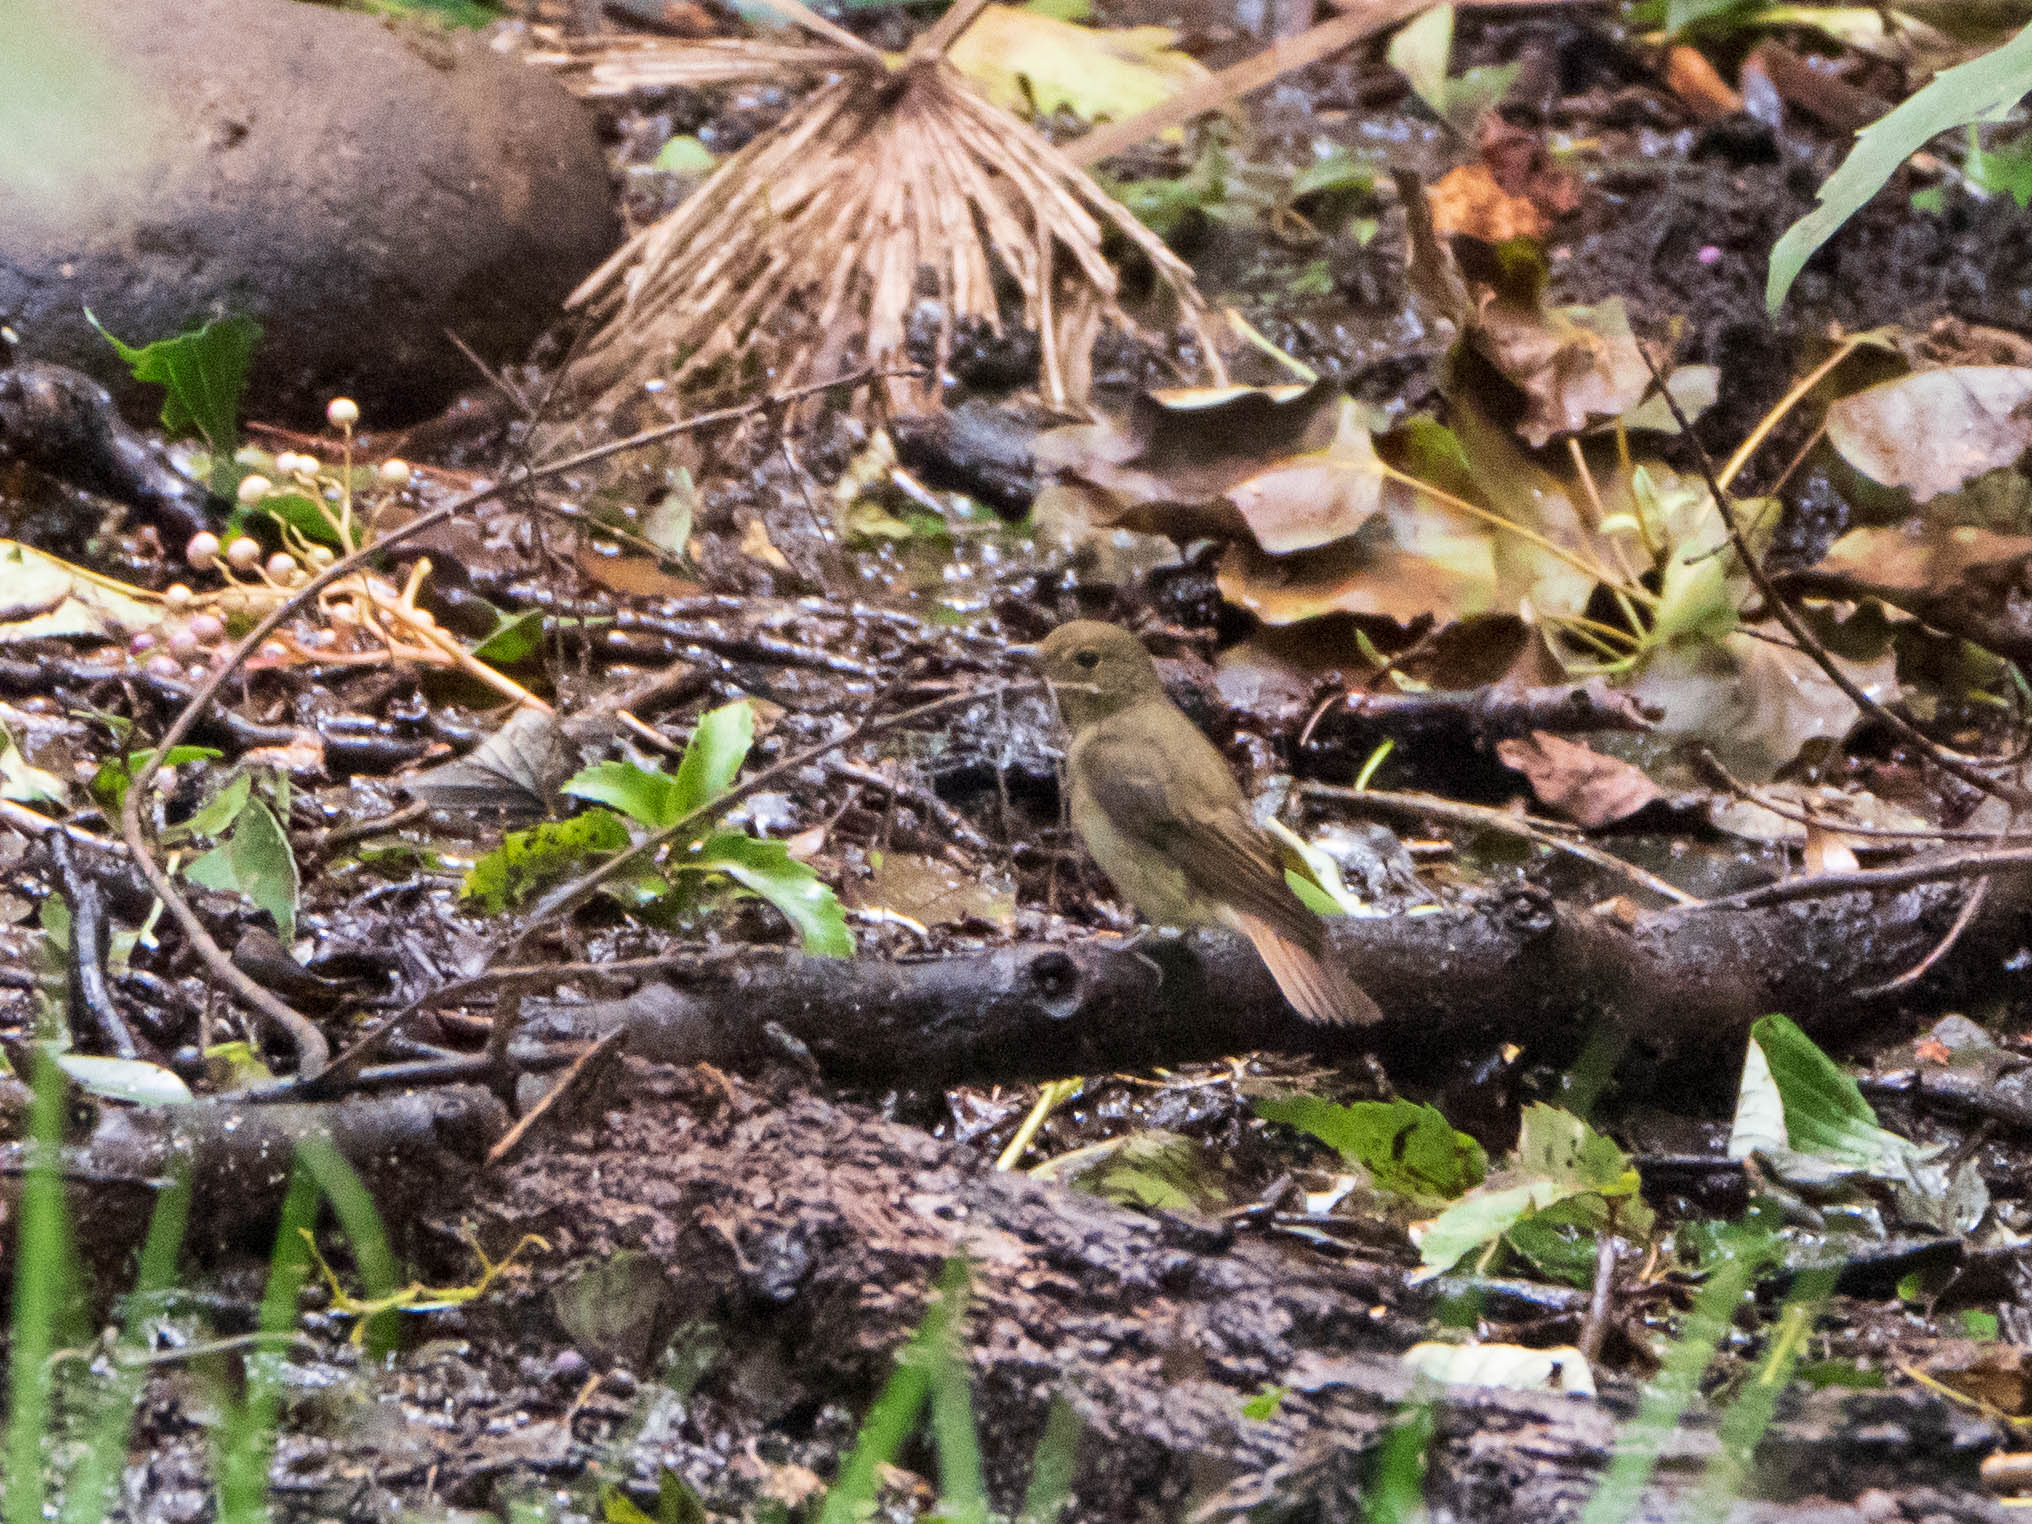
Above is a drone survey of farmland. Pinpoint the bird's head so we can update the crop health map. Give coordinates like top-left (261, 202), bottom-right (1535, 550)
top-left (1029, 621), bottom-right (1167, 730)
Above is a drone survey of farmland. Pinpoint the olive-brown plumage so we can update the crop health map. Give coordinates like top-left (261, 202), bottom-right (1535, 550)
top-left (1034, 621), bottom-right (1381, 1026)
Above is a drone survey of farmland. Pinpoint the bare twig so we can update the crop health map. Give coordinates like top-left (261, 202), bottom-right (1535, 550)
top-left (1066, 0), bottom-right (1433, 167)
top-left (1851, 878), bottom-right (1990, 998)
top-left (1696, 845), bottom-right (2032, 914)
top-left (1301, 782), bottom-right (1700, 905)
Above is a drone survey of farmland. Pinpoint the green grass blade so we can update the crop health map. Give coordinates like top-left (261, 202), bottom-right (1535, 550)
top-left (1017, 1397), bottom-right (1082, 1524)
top-left (1362, 1401), bottom-right (1435, 1524)
top-left (1579, 1254), bottom-right (1755, 1524)
top-left (5, 1048), bottom-right (74, 1524)
top-left (924, 1263), bottom-right (985, 1524)
top-left (1697, 1267), bottom-right (1840, 1510)
top-left (1767, 21), bottom-right (2032, 311)
top-left (816, 1259), bottom-right (973, 1524)
top-left (214, 1161), bottom-right (321, 1524)
top-left (60, 1163), bottom-right (195, 1524)
top-left (291, 1135), bottom-right (401, 1357)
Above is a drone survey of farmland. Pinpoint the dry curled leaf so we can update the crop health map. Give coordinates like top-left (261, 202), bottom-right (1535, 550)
top-left (1494, 730), bottom-right (1658, 828)
top-left (1826, 365), bottom-right (2032, 502)
top-left (1034, 382), bottom-right (1390, 553)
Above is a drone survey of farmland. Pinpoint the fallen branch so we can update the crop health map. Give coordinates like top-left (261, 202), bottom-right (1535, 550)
top-left (510, 875), bottom-right (2009, 1089)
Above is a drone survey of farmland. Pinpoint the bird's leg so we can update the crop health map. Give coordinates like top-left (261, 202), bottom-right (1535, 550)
top-left (1112, 924), bottom-right (1183, 989)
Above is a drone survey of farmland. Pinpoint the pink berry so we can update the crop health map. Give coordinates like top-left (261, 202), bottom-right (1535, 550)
top-left (189, 612), bottom-right (225, 642)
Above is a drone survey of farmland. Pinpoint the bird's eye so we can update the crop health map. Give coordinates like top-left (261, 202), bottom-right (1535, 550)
top-left (1074, 649), bottom-right (1100, 670)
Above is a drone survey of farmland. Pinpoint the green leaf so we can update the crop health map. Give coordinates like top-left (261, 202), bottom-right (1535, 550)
top-left (1666, 0), bottom-right (1753, 31)
top-left (248, 490), bottom-right (341, 548)
top-left (461, 809), bottom-right (632, 914)
top-left (1738, 1014), bottom-right (1909, 1172)
top-left (89, 745), bottom-right (222, 813)
top-left (687, 832), bottom-right (853, 956)
top-left (1255, 1095), bottom-right (1487, 1201)
top-left (53, 1054), bottom-right (193, 1107)
top-left (1240, 1385), bottom-right (1288, 1421)
top-left (470, 608), bottom-right (547, 667)
top-left (565, 760), bottom-right (687, 831)
top-left (672, 701), bottom-right (755, 815)
top-left (1411, 1105), bottom-right (1649, 1280)
top-left (0, 728), bottom-right (66, 805)
top-left (1966, 124), bottom-right (2032, 207)
top-left (1290, 150), bottom-right (1374, 202)
top-left (184, 796), bottom-right (298, 943)
top-left (1387, 3), bottom-right (1456, 119)
top-left (168, 770), bottom-right (251, 843)
top-left (1767, 21), bottom-right (2032, 311)
top-left (87, 310), bottom-right (260, 456)
top-left (650, 136), bottom-right (717, 177)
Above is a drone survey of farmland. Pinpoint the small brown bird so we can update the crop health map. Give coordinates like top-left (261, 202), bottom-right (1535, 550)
top-left (1032, 621), bottom-right (1382, 1026)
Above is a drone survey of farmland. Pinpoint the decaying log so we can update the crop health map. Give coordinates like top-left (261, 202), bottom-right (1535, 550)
top-left (20, 1085), bottom-right (507, 1265)
top-left (514, 879), bottom-right (2020, 1089)
top-left (467, 1064), bottom-right (2006, 1524)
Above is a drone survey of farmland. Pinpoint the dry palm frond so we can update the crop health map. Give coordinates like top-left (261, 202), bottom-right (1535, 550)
top-left (558, 0), bottom-right (1223, 415)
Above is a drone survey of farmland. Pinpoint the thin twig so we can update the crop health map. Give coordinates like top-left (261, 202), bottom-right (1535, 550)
top-left (1635, 343), bottom-right (2032, 811)
top-left (1300, 782), bottom-right (1700, 905)
top-left (1066, 0), bottom-right (1433, 167)
top-left (1851, 877), bottom-right (1990, 998)
top-left (1693, 845), bottom-right (2032, 914)
top-left (115, 366), bottom-right (898, 1080)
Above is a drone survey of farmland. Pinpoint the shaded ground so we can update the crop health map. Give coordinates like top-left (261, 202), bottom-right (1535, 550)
top-left (8, 2), bottom-right (2032, 1522)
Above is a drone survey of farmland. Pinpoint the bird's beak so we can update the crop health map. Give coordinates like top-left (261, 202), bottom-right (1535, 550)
top-left (1006, 643), bottom-right (1041, 660)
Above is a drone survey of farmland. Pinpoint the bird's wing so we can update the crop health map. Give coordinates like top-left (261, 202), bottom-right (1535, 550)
top-left (1076, 704), bottom-right (1325, 953)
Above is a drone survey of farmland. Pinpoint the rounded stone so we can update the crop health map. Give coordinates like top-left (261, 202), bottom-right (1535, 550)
top-left (0, 0), bottom-right (619, 425)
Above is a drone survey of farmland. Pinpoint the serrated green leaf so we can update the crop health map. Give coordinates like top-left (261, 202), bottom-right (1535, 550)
top-left (460, 809), bottom-right (631, 914)
top-left (1768, 21), bottom-right (2032, 311)
top-left (87, 310), bottom-right (260, 457)
top-left (672, 702), bottom-right (754, 816)
top-left (688, 831), bottom-right (852, 956)
top-left (184, 796), bottom-right (297, 943)
top-left (1411, 1105), bottom-right (1649, 1280)
top-left (1255, 1095), bottom-right (1486, 1200)
top-left (565, 760), bottom-right (687, 831)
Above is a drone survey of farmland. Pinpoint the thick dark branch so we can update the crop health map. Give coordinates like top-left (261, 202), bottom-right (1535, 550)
top-left (514, 879), bottom-right (2008, 1088)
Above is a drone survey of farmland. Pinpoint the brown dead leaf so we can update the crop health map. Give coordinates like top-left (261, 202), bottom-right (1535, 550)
top-left (1664, 43), bottom-right (1742, 119)
top-left (1925, 1341), bottom-right (2032, 1416)
top-left (851, 851), bottom-right (1015, 931)
top-left (1629, 621), bottom-right (1897, 782)
top-left (1428, 161), bottom-right (1547, 243)
top-left (1494, 730), bottom-right (1658, 827)
top-left (1471, 294), bottom-right (1653, 449)
top-left (1781, 523), bottom-right (2032, 665)
top-left (1214, 478), bottom-right (1502, 627)
top-left (1034, 382), bottom-right (1390, 553)
top-left (1913, 1036), bottom-right (1953, 1065)
top-left (1826, 365), bottom-right (2032, 502)
top-left (1812, 523), bottom-right (2032, 597)
top-left (1476, 115), bottom-right (1582, 221)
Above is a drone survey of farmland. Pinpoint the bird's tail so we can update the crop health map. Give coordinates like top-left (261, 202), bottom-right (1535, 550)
top-left (1232, 914), bottom-right (1383, 1026)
